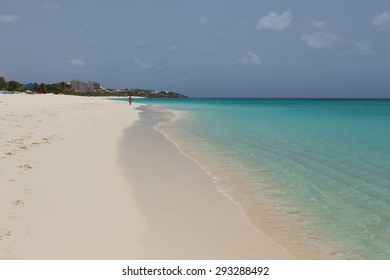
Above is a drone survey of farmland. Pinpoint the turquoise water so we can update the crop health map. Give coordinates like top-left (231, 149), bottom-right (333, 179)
top-left (127, 98), bottom-right (390, 259)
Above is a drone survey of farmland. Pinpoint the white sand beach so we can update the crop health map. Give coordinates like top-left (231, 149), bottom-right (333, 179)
top-left (0, 94), bottom-right (292, 259)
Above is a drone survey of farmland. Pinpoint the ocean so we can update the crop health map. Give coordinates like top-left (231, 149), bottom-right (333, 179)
top-left (123, 98), bottom-right (390, 259)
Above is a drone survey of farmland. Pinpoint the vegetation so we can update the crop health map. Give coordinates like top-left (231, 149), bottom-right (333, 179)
top-left (67, 89), bottom-right (187, 98)
top-left (0, 76), bottom-right (6, 89)
top-left (6, 80), bottom-right (21, 91)
top-left (0, 76), bottom-right (187, 98)
top-left (118, 89), bottom-right (187, 98)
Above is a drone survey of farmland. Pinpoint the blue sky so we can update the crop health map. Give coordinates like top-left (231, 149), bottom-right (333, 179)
top-left (1, 0), bottom-right (389, 97)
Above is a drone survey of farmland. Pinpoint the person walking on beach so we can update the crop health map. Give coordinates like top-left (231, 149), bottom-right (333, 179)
top-left (128, 96), bottom-right (132, 106)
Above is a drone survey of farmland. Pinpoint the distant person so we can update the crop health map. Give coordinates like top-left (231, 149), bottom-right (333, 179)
top-left (128, 96), bottom-right (132, 106)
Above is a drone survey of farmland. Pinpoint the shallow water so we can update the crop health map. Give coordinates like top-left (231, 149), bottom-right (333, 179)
top-left (127, 98), bottom-right (390, 259)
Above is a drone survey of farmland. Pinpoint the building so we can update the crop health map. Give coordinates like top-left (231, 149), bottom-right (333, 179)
top-left (70, 80), bottom-right (87, 92)
top-left (70, 80), bottom-right (100, 92)
top-left (87, 81), bottom-right (100, 92)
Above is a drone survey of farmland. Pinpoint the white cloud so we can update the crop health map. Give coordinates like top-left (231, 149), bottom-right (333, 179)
top-left (134, 58), bottom-right (149, 70)
top-left (199, 16), bottom-right (208, 25)
top-left (340, 42), bottom-right (375, 56)
top-left (372, 11), bottom-right (390, 29)
top-left (301, 20), bottom-right (338, 49)
top-left (169, 45), bottom-right (179, 53)
top-left (241, 19), bottom-right (249, 27)
top-left (238, 51), bottom-right (262, 66)
top-left (36, 0), bottom-right (60, 10)
top-left (134, 58), bottom-right (163, 70)
top-left (69, 59), bottom-right (86, 66)
top-left (256, 11), bottom-right (292, 31)
top-left (311, 20), bottom-right (326, 29)
top-left (355, 42), bottom-right (375, 55)
top-left (0, 15), bottom-right (19, 24)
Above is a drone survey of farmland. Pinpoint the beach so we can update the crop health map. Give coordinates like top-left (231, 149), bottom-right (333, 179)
top-left (0, 94), bottom-right (292, 259)
top-left (133, 98), bottom-right (390, 260)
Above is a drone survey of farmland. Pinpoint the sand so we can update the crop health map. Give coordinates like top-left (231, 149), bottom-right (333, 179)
top-left (0, 93), bottom-right (292, 259)
top-left (0, 94), bottom-right (145, 259)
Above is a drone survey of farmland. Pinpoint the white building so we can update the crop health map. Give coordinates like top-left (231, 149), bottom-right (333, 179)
top-left (70, 80), bottom-right (100, 92)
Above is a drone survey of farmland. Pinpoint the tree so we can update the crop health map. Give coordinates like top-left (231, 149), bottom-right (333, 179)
top-left (0, 76), bottom-right (6, 89)
top-left (5, 80), bottom-right (21, 91)
top-left (38, 83), bottom-right (46, 93)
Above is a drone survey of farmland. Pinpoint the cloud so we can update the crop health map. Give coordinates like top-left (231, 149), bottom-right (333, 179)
top-left (169, 45), bottom-right (179, 53)
top-left (353, 42), bottom-right (375, 55)
top-left (340, 42), bottom-right (375, 56)
top-left (238, 51), bottom-right (262, 66)
top-left (134, 58), bottom-right (149, 70)
top-left (241, 19), bottom-right (249, 27)
top-left (134, 58), bottom-right (163, 70)
top-left (36, 0), bottom-right (60, 10)
top-left (0, 15), bottom-right (19, 24)
top-left (256, 11), bottom-right (292, 31)
top-left (301, 20), bottom-right (338, 48)
top-left (199, 16), bottom-right (208, 25)
top-left (69, 59), bottom-right (86, 66)
top-left (311, 20), bottom-right (326, 29)
top-left (372, 11), bottom-right (390, 29)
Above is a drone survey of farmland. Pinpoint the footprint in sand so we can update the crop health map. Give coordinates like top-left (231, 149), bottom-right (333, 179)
top-left (12, 199), bottom-right (25, 206)
top-left (19, 164), bottom-right (32, 170)
top-left (8, 212), bottom-right (20, 221)
top-left (0, 229), bottom-right (11, 240)
top-left (22, 188), bottom-right (31, 195)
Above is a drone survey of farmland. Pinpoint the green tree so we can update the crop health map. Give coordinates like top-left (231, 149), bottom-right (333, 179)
top-left (38, 83), bottom-right (46, 93)
top-left (0, 76), bottom-right (6, 89)
top-left (5, 80), bottom-right (21, 91)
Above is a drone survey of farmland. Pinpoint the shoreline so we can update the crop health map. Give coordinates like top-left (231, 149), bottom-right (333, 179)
top-left (119, 105), bottom-right (293, 259)
top-left (1, 94), bottom-right (292, 259)
top-left (150, 102), bottom-right (338, 260)
top-left (144, 99), bottom-right (390, 260)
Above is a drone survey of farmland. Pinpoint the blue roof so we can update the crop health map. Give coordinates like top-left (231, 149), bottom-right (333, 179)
top-left (25, 83), bottom-right (37, 87)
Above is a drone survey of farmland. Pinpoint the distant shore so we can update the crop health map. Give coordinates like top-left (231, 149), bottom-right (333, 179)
top-left (0, 93), bottom-right (291, 259)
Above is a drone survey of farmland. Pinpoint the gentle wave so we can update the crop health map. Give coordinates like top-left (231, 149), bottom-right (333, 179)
top-left (132, 98), bottom-right (390, 259)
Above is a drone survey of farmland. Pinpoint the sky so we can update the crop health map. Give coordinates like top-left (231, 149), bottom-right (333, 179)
top-left (1, 0), bottom-right (390, 98)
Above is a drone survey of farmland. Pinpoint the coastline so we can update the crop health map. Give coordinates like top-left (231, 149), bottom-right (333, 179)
top-left (1, 94), bottom-right (292, 259)
top-left (139, 98), bottom-right (390, 260)
top-left (119, 105), bottom-right (292, 259)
